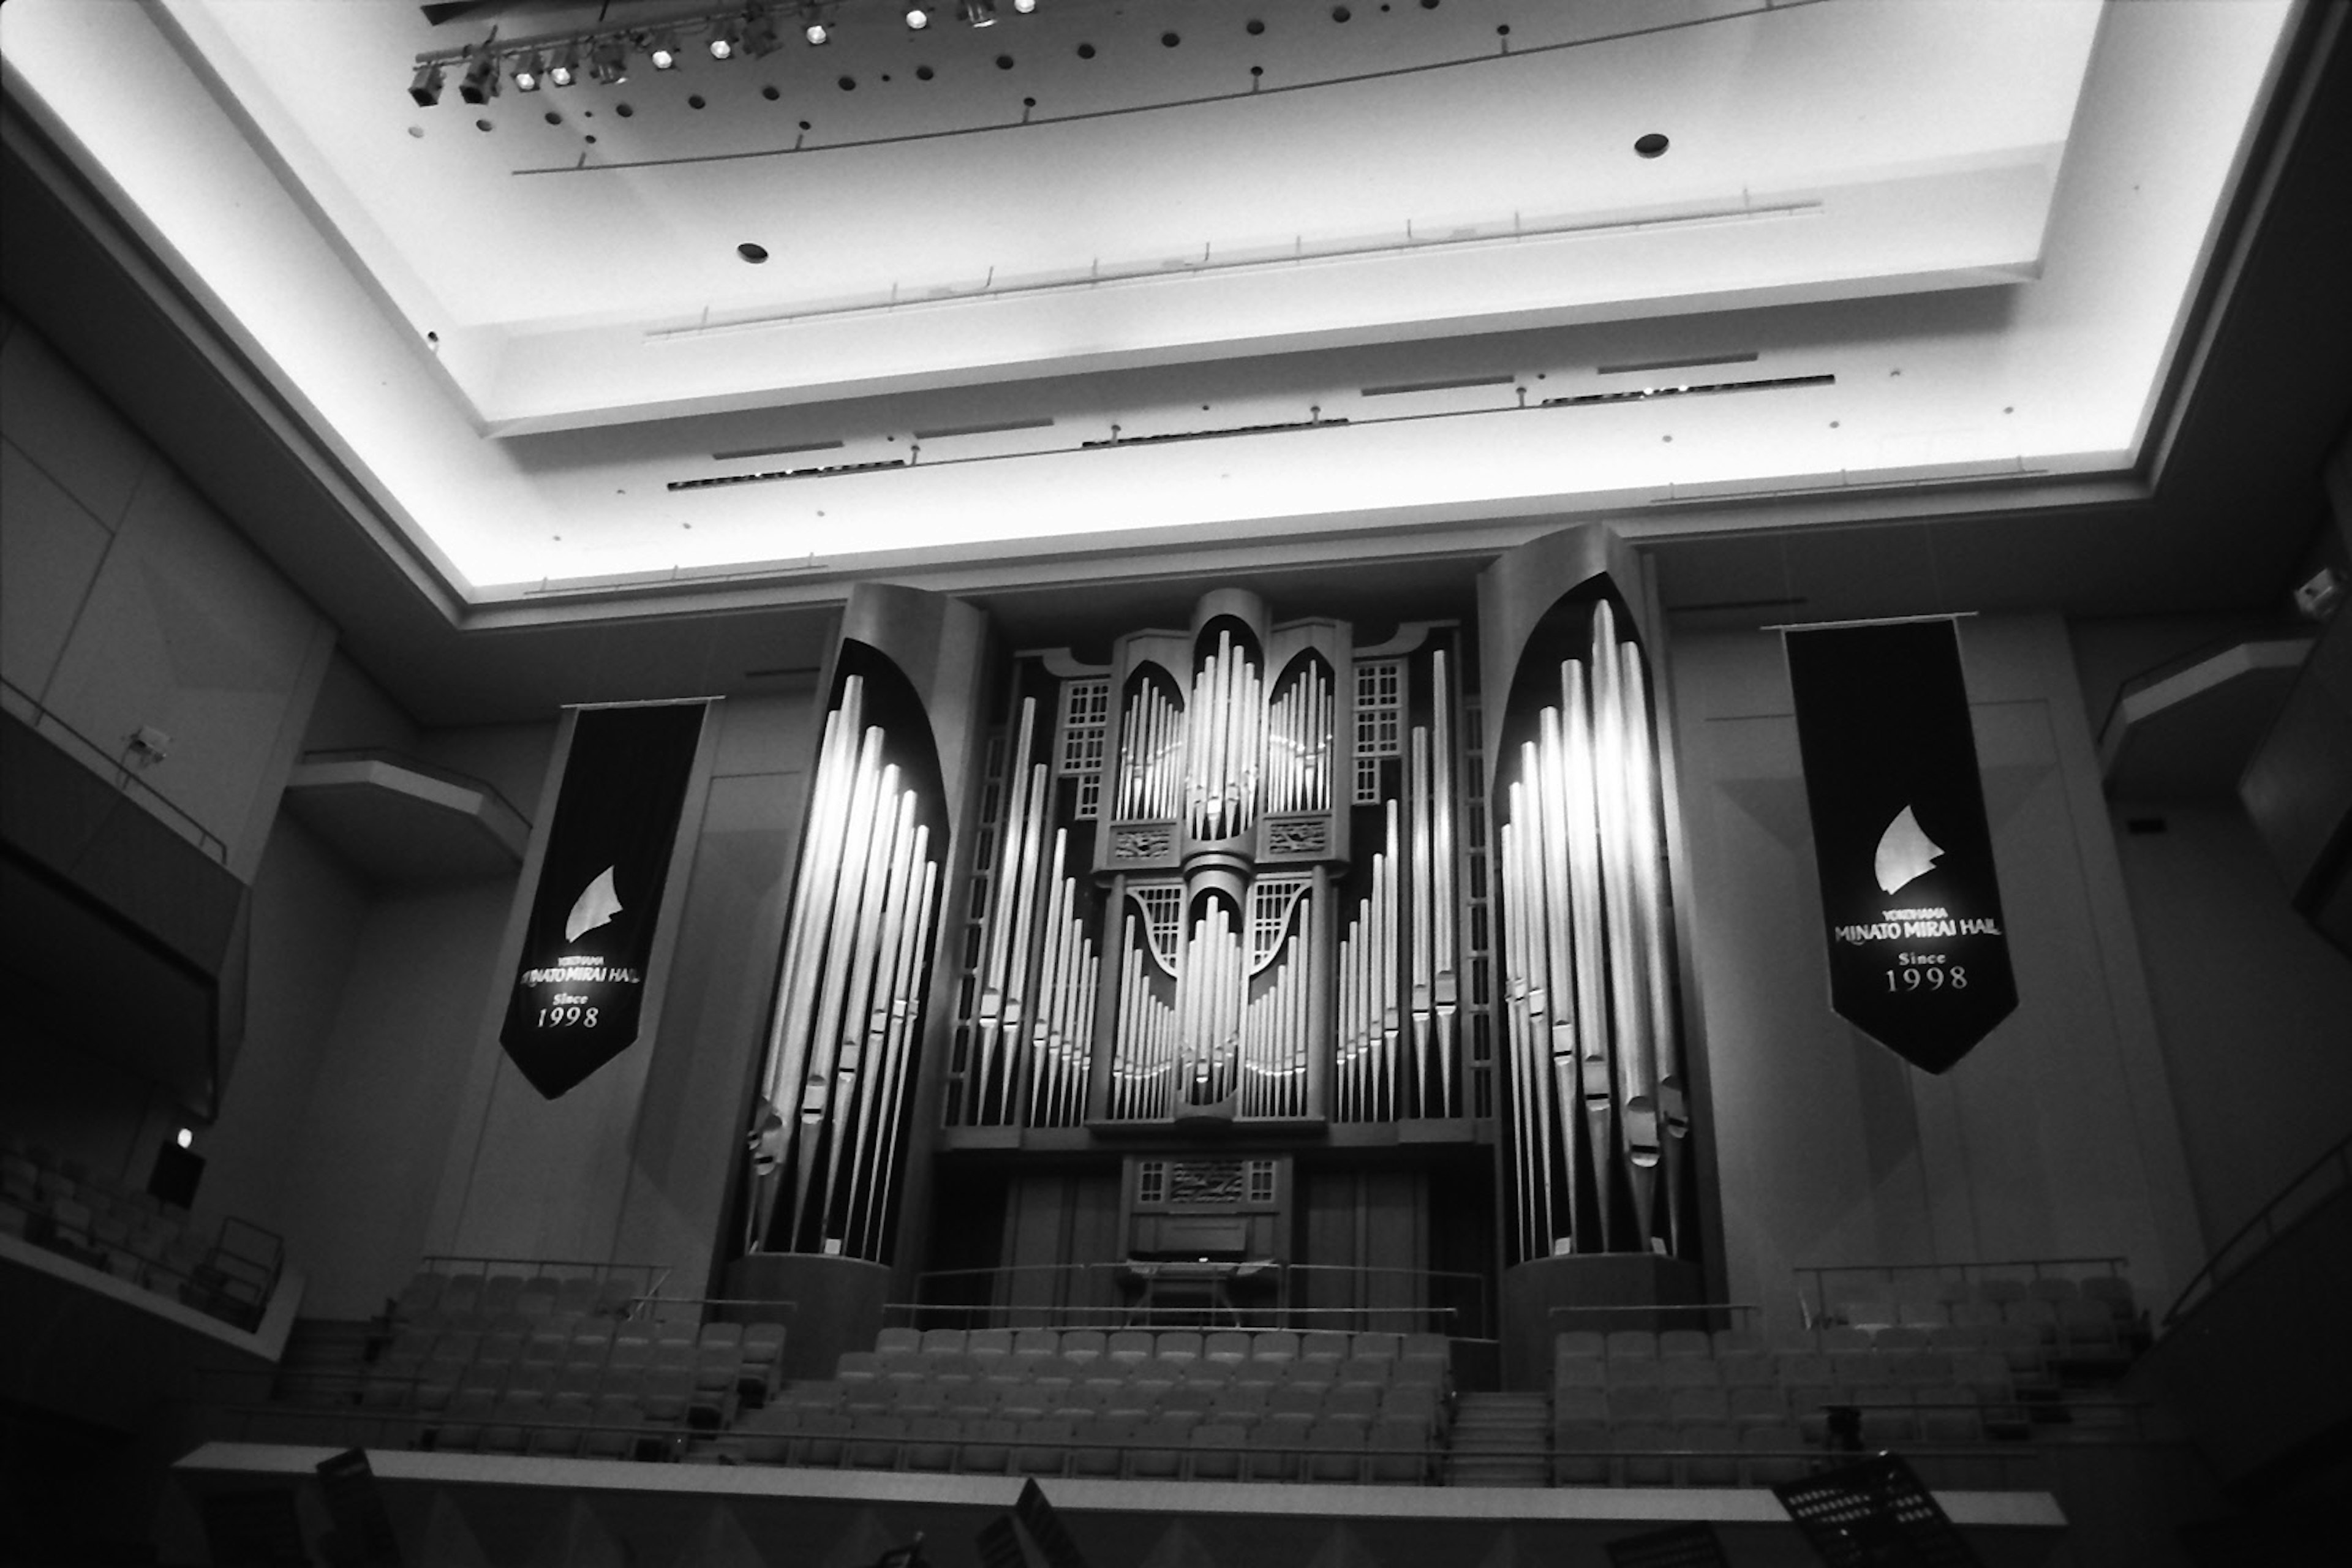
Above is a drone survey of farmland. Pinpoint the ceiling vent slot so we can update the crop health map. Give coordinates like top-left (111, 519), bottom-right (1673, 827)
top-left (714, 439), bottom-right (845, 461)
top-left (1080, 416), bottom-right (1349, 450)
top-left (913, 417), bottom-right (1057, 440)
top-left (1596, 351), bottom-right (1762, 376)
top-left (1360, 374), bottom-right (1516, 398)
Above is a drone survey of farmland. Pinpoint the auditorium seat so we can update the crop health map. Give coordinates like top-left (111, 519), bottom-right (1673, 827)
top-left (920, 1327), bottom-right (966, 1356)
top-left (1681, 1423), bottom-right (1742, 1487)
top-left (1605, 1329), bottom-right (1657, 1362)
top-left (962, 1417), bottom-right (1018, 1474)
top-left (1555, 1356), bottom-right (1606, 1389)
top-left (1061, 1329), bottom-right (1107, 1362)
top-left (1742, 1425), bottom-right (1807, 1487)
top-left (875, 1327), bottom-right (921, 1357)
top-left (968, 1327), bottom-right (1012, 1360)
top-left (1305, 1419), bottom-right (1366, 1483)
top-left (902, 1415), bottom-right (961, 1472)
top-left (1727, 1385), bottom-right (1786, 1431)
top-left (1300, 1330), bottom-right (1351, 1362)
top-left (1253, 1330), bottom-right (1301, 1363)
top-left (1658, 1330), bottom-right (1711, 1361)
top-left (1366, 1417), bottom-right (1430, 1484)
top-left (1616, 1425), bottom-right (1677, 1487)
top-left (1659, 1358), bottom-right (1721, 1389)
top-left (846, 1414), bottom-right (909, 1470)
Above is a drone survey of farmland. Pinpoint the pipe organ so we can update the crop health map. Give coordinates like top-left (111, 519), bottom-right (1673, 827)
top-left (738, 529), bottom-right (1706, 1355)
top-left (940, 590), bottom-right (1489, 1136)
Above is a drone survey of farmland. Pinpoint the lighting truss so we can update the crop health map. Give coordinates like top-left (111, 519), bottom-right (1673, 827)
top-left (404, 1), bottom-right (1032, 100)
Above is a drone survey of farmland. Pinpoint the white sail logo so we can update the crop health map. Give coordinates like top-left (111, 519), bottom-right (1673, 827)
top-left (1873, 805), bottom-right (1944, 895)
top-left (565, 865), bottom-right (622, 941)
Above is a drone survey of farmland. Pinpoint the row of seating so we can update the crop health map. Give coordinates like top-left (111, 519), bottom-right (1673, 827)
top-left (1819, 1271), bottom-right (2136, 1315)
top-left (1558, 1326), bottom-right (2062, 1392)
top-left (1548, 1422), bottom-right (2033, 1493)
top-left (1557, 1348), bottom-right (2024, 1399)
top-left (791, 1371), bottom-right (1443, 1430)
top-left (723, 1406), bottom-right (1438, 1484)
top-left (394, 1268), bottom-right (647, 1330)
top-left (1556, 1383), bottom-right (2020, 1445)
top-left (872, 1326), bottom-right (1449, 1367)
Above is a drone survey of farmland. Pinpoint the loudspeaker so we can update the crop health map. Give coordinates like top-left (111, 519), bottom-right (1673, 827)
top-left (150, 1140), bottom-right (206, 1209)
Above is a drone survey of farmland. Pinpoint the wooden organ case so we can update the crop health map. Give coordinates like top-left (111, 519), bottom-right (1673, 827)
top-left (729, 526), bottom-right (1713, 1387)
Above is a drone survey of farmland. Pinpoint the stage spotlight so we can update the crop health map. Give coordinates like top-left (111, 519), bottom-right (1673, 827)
top-left (905, 6), bottom-right (930, 30)
top-left (648, 29), bottom-right (682, 69)
top-left (513, 52), bottom-right (545, 91)
top-left (1013, 0), bottom-right (1036, 11)
top-left (802, 16), bottom-right (831, 47)
top-left (962, 0), bottom-right (998, 25)
top-left (709, 18), bottom-right (744, 58)
top-left (459, 50), bottom-right (500, 104)
top-left (742, 13), bottom-right (783, 56)
top-left (590, 37), bottom-right (630, 83)
top-left (548, 44), bottom-right (580, 86)
top-left (408, 62), bottom-right (445, 107)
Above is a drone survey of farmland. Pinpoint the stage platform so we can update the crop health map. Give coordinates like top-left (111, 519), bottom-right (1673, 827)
top-left (164, 1442), bottom-right (2067, 1567)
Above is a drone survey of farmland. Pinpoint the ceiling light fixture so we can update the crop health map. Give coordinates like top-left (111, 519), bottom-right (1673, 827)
top-left (548, 44), bottom-right (579, 88)
top-left (709, 18), bottom-right (744, 58)
top-left (802, 15), bottom-right (832, 47)
top-left (512, 52), bottom-right (544, 91)
top-left (962, 0), bottom-right (999, 26)
top-left (1013, 0), bottom-right (1037, 12)
top-left (906, 6), bottom-right (930, 31)
top-left (742, 14), bottom-right (783, 56)
top-left (648, 30), bottom-right (682, 69)
top-left (407, 62), bottom-right (445, 107)
top-left (590, 38), bottom-right (630, 84)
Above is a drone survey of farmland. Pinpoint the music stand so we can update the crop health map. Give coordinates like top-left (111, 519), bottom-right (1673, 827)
top-left (1772, 1453), bottom-right (1981, 1567)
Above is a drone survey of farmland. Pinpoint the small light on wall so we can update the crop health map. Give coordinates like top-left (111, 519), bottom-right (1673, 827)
top-left (176, 1128), bottom-right (194, 1150)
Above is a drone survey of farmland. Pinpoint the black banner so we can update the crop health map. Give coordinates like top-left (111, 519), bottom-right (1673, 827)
top-left (1786, 621), bottom-right (2016, 1072)
top-left (499, 703), bottom-right (705, 1098)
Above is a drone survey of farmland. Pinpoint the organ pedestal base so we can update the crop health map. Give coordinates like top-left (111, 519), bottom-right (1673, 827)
top-left (1502, 1252), bottom-right (1705, 1390)
top-left (720, 1253), bottom-right (890, 1384)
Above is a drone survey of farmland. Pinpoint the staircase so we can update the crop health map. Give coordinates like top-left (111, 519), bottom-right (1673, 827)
top-left (270, 1317), bottom-right (376, 1406)
top-left (1442, 1392), bottom-right (1551, 1487)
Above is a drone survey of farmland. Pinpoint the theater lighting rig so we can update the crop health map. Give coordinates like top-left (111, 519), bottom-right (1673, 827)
top-left (406, 1), bottom-right (1038, 105)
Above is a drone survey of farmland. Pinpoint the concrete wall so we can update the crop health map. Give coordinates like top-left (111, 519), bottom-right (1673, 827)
top-left (2107, 801), bottom-right (2352, 1251)
top-left (0, 313), bottom-right (331, 881)
top-left (1666, 614), bottom-right (2204, 1333)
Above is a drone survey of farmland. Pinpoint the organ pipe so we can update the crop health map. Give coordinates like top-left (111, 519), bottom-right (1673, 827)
top-left (1495, 600), bottom-right (1687, 1257)
top-left (749, 674), bottom-right (943, 1260)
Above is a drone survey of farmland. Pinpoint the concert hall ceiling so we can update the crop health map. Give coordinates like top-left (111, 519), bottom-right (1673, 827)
top-left (2, 1), bottom-right (2346, 720)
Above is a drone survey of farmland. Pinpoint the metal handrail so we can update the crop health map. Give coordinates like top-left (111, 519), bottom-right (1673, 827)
top-left (1793, 1257), bottom-right (2132, 1329)
top-left (2162, 1131), bottom-right (2351, 1327)
top-left (1, 1181), bottom-right (273, 1332)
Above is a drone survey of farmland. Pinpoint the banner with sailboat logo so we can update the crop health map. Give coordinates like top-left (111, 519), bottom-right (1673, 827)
top-left (500, 703), bottom-right (707, 1098)
top-left (1785, 619), bottom-right (2016, 1072)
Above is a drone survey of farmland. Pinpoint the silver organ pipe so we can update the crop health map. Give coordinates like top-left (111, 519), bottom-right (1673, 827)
top-left (1496, 603), bottom-right (1686, 1256)
top-left (752, 673), bottom-right (944, 1260)
top-left (1430, 649), bottom-right (1459, 1118)
top-left (1117, 680), bottom-right (1183, 822)
top-left (1184, 631), bottom-right (1264, 841)
top-left (1265, 664), bottom-right (1332, 815)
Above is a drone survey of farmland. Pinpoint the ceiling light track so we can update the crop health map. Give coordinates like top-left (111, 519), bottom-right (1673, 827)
top-left (661, 371), bottom-right (1837, 492)
top-left (641, 200), bottom-right (1820, 341)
